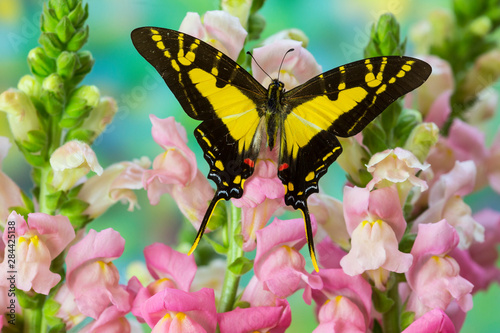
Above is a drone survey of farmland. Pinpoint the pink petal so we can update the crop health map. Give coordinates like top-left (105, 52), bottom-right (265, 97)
top-left (144, 243), bottom-right (197, 292)
top-left (218, 302), bottom-right (291, 333)
top-left (402, 308), bottom-right (456, 333)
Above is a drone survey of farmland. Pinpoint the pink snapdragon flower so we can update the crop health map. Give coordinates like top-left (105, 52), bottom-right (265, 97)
top-left (0, 211), bottom-right (75, 294)
top-left (254, 217), bottom-right (323, 298)
top-left (78, 157), bottom-right (151, 218)
top-left (413, 161), bottom-right (484, 249)
top-left (130, 243), bottom-right (197, 322)
top-left (340, 186), bottom-right (412, 283)
top-left (0, 137), bottom-right (24, 223)
top-left (308, 193), bottom-right (350, 249)
top-left (252, 39), bottom-right (322, 89)
top-left (413, 55), bottom-right (454, 117)
top-left (402, 308), bottom-right (456, 333)
top-left (80, 304), bottom-right (131, 333)
top-left (65, 228), bottom-right (130, 319)
top-left (451, 209), bottom-right (500, 292)
top-left (179, 10), bottom-right (247, 61)
top-left (142, 288), bottom-right (217, 333)
top-left (366, 147), bottom-right (429, 205)
top-left (53, 283), bottom-right (86, 329)
top-left (218, 301), bottom-right (291, 333)
top-left (50, 140), bottom-right (103, 191)
top-left (229, 276), bottom-right (291, 332)
top-left (306, 269), bottom-right (372, 332)
top-left (143, 116), bottom-right (214, 229)
top-left (405, 220), bottom-right (473, 319)
top-left (232, 147), bottom-right (285, 251)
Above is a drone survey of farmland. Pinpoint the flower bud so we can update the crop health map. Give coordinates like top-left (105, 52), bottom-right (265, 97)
top-left (39, 32), bottom-right (64, 58)
top-left (28, 47), bottom-right (56, 77)
top-left (60, 85), bottom-right (99, 128)
top-left (79, 97), bottom-right (117, 142)
top-left (41, 73), bottom-right (65, 115)
top-left (221, 0), bottom-right (252, 29)
top-left (71, 51), bottom-right (94, 85)
top-left (337, 136), bottom-right (371, 186)
top-left (56, 16), bottom-right (76, 44)
top-left (460, 49), bottom-right (500, 100)
top-left (365, 13), bottom-right (404, 57)
top-left (67, 26), bottom-right (88, 52)
top-left (394, 108), bottom-right (422, 147)
top-left (247, 13), bottom-right (266, 41)
top-left (403, 122), bottom-right (439, 163)
top-left (428, 9), bottom-right (454, 49)
top-left (41, 4), bottom-right (59, 32)
top-left (68, 2), bottom-right (88, 30)
top-left (468, 16), bottom-right (492, 36)
top-left (18, 75), bottom-right (42, 99)
top-left (50, 140), bottom-right (103, 191)
top-left (57, 51), bottom-right (77, 79)
top-left (0, 89), bottom-right (42, 143)
top-left (50, 0), bottom-right (72, 20)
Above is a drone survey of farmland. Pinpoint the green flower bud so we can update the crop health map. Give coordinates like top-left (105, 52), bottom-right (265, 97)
top-left (337, 136), bottom-right (370, 185)
top-left (28, 47), bottom-right (56, 77)
top-left (59, 115), bottom-right (83, 129)
top-left (428, 9), bottom-right (454, 49)
top-left (41, 73), bottom-right (65, 115)
top-left (39, 32), bottom-right (64, 58)
top-left (0, 89), bottom-right (42, 143)
top-left (57, 51), bottom-right (77, 79)
top-left (460, 49), bottom-right (500, 99)
top-left (41, 4), bottom-right (59, 32)
top-left (403, 122), bottom-right (439, 163)
top-left (394, 108), bottom-right (422, 147)
top-left (18, 75), bottom-right (42, 98)
top-left (247, 13), bottom-right (266, 41)
top-left (79, 96), bottom-right (117, 142)
top-left (50, 0), bottom-right (72, 20)
top-left (67, 26), bottom-right (89, 52)
top-left (65, 85), bottom-right (100, 118)
top-left (72, 51), bottom-right (94, 85)
top-left (468, 16), bottom-right (492, 37)
top-left (365, 13), bottom-right (405, 57)
top-left (56, 16), bottom-right (76, 44)
top-left (221, 0), bottom-right (252, 29)
top-left (68, 2), bottom-right (88, 30)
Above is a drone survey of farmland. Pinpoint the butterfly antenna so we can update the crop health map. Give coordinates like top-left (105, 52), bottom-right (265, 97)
top-left (247, 51), bottom-right (273, 82)
top-left (277, 48), bottom-right (294, 82)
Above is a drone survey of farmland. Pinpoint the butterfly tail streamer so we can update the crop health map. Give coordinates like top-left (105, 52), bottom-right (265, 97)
top-left (187, 192), bottom-right (224, 256)
top-left (299, 206), bottom-right (320, 272)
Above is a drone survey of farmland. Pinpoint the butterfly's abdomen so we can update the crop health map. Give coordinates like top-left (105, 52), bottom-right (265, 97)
top-left (266, 80), bottom-right (286, 149)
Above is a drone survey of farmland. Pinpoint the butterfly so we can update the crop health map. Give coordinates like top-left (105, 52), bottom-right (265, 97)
top-left (131, 27), bottom-right (431, 271)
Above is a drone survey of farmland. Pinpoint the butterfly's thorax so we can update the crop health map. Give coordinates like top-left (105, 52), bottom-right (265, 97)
top-left (266, 79), bottom-right (285, 149)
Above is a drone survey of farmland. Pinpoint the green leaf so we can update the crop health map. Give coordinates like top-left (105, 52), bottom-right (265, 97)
top-left (362, 122), bottom-right (387, 154)
top-left (401, 311), bottom-right (416, 331)
top-left (68, 214), bottom-right (90, 229)
top-left (372, 287), bottom-right (395, 313)
top-left (17, 290), bottom-right (46, 308)
top-left (65, 128), bottom-right (95, 143)
top-left (399, 233), bottom-right (416, 253)
top-left (204, 236), bottom-right (228, 255)
top-left (228, 257), bottom-right (254, 276)
top-left (59, 198), bottom-right (89, 216)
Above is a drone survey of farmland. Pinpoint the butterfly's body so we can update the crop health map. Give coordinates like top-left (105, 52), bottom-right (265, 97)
top-left (131, 27), bottom-right (431, 271)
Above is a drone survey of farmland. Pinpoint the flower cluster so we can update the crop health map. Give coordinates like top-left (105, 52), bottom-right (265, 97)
top-left (0, 0), bottom-right (499, 332)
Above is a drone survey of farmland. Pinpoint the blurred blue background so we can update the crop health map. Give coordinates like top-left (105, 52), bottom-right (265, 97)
top-left (1, 0), bottom-right (499, 331)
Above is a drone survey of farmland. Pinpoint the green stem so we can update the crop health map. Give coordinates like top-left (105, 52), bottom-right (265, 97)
top-left (218, 203), bottom-right (243, 313)
top-left (23, 308), bottom-right (42, 333)
top-left (382, 276), bottom-right (401, 333)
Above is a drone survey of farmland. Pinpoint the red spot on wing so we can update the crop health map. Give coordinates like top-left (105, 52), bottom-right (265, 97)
top-left (244, 158), bottom-right (255, 168)
top-left (278, 163), bottom-right (289, 171)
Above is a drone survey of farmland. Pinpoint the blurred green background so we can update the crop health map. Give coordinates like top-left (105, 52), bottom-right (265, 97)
top-left (1, 0), bottom-right (499, 331)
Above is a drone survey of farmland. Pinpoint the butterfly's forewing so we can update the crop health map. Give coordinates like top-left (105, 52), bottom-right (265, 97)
top-left (131, 27), bottom-right (268, 252)
top-left (279, 56), bottom-right (432, 270)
